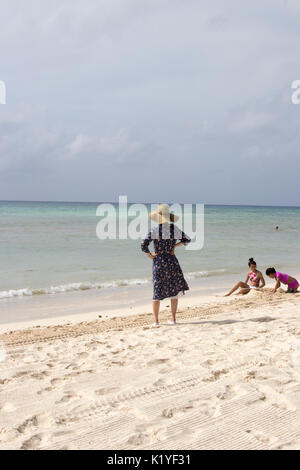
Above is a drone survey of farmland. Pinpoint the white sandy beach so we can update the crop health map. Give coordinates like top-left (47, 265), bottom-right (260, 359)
top-left (0, 288), bottom-right (300, 450)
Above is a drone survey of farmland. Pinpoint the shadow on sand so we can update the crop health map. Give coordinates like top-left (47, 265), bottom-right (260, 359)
top-left (164, 316), bottom-right (276, 326)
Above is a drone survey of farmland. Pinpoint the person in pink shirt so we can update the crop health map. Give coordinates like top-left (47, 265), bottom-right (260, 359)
top-left (266, 268), bottom-right (299, 293)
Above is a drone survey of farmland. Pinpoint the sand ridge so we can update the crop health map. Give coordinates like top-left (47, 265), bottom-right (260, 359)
top-left (0, 289), bottom-right (293, 347)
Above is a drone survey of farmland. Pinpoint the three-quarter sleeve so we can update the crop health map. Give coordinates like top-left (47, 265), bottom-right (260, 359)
top-left (141, 232), bottom-right (152, 253)
top-left (180, 231), bottom-right (191, 246)
top-left (173, 226), bottom-right (191, 246)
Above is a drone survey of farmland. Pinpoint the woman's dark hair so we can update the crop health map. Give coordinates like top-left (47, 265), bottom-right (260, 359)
top-left (248, 258), bottom-right (256, 267)
top-left (266, 267), bottom-right (276, 276)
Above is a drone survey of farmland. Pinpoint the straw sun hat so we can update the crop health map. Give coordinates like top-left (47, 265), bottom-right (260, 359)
top-left (149, 204), bottom-right (179, 224)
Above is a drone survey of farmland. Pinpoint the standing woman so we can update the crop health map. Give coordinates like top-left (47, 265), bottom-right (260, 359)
top-left (225, 258), bottom-right (265, 296)
top-left (141, 204), bottom-right (191, 327)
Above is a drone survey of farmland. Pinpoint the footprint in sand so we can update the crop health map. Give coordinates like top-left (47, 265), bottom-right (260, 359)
top-left (153, 378), bottom-right (166, 387)
top-left (21, 432), bottom-right (48, 450)
top-left (106, 360), bottom-right (125, 367)
top-left (159, 366), bottom-right (176, 375)
top-left (30, 371), bottom-right (51, 380)
top-left (0, 402), bottom-right (16, 413)
top-left (126, 432), bottom-right (148, 446)
top-left (217, 385), bottom-right (236, 401)
top-left (111, 349), bottom-right (123, 355)
top-left (56, 391), bottom-right (83, 404)
top-left (77, 352), bottom-right (90, 359)
top-left (46, 363), bottom-right (56, 369)
top-left (156, 341), bottom-right (168, 349)
top-left (13, 371), bottom-right (31, 379)
top-left (37, 386), bottom-right (56, 395)
top-left (235, 335), bottom-right (258, 343)
top-left (201, 359), bottom-right (215, 368)
top-left (126, 426), bottom-right (164, 447)
top-left (0, 378), bottom-right (11, 385)
top-left (244, 370), bottom-right (257, 381)
top-left (161, 403), bottom-right (194, 419)
top-left (147, 358), bottom-right (169, 367)
top-left (203, 369), bottom-right (228, 382)
top-left (65, 362), bottom-right (80, 371)
top-left (0, 427), bottom-right (18, 443)
top-left (94, 387), bottom-right (118, 396)
top-left (51, 377), bottom-right (67, 387)
top-left (274, 439), bottom-right (300, 450)
top-left (162, 408), bottom-right (175, 418)
top-left (246, 429), bottom-right (279, 447)
top-left (252, 384), bottom-right (296, 411)
top-left (191, 397), bottom-right (222, 418)
top-left (17, 413), bottom-right (54, 434)
top-left (59, 444), bottom-right (78, 450)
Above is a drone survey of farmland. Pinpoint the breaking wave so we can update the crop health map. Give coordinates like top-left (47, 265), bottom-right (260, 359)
top-left (0, 269), bottom-right (227, 300)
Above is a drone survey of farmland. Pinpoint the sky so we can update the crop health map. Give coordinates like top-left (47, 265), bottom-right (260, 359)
top-left (0, 0), bottom-right (300, 206)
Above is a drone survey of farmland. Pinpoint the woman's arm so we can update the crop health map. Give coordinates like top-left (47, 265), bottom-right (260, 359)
top-left (180, 231), bottom-right (191, 246)
top-left (170, 229), bottom-right (191, 255)
top-left (141, 232), bottom-right (157, 260)
top-left (170, 241), bottom-right (184, 255)
top-left (245, 273), bottom-right (250, 284)
top-left (175, 241), bottom-right (185, 249)
top-left (259, 272), bottom-right (265, 288)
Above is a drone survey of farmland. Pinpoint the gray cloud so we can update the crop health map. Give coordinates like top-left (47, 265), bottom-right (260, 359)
top-left (0, 0), bottom-right (300, 205)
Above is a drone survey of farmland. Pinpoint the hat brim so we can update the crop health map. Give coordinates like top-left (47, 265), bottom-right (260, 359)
top-left (149, 211), bottom-right (179, 223)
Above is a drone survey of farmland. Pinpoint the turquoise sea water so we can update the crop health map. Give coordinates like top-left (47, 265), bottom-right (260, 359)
top-left (0, 201), bottom-right (300, 299)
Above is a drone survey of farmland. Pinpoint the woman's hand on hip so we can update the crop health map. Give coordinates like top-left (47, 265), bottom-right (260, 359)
top-left (170, 242), bottom-right (183, 255)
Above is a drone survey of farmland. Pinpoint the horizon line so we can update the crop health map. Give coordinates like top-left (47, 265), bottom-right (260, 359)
top-left (0, 199), bottom-right (300, 209)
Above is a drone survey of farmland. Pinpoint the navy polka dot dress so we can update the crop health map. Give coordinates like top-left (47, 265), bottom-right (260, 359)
top-left (141, 223), bottom-right (190, 301)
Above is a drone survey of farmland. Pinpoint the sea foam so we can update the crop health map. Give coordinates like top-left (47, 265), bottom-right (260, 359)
top-left (0, 270), bottom-right (226, 300)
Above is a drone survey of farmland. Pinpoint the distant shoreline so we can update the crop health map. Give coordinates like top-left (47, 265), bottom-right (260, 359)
top-left (1, 200), bottom-right (300, 209)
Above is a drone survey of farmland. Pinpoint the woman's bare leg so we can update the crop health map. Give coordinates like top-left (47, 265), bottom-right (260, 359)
top-left (237, 287), bottom-right (251, 295)
top-left (225, 281), bottom-right (249, 297)
top-left (170, 298), bottom-right (178, 323)
top-left (152, 300), bottom-right (160, 323)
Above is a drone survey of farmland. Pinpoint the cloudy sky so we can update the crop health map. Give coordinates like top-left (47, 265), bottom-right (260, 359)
top-left (0, 0), bottom-right (300, 205)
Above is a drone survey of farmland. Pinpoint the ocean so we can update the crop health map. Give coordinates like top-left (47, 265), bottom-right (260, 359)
top-left (0, 201), bottom-right (300, 301)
